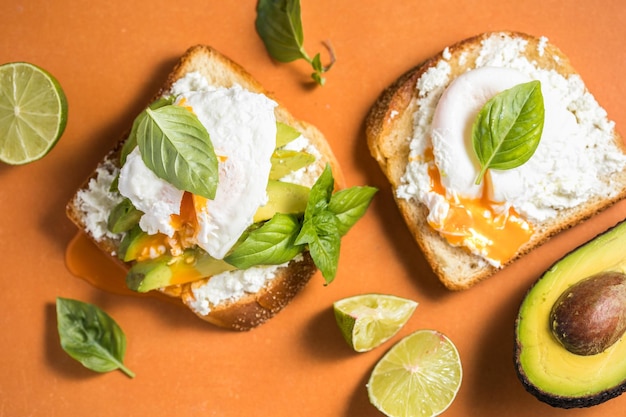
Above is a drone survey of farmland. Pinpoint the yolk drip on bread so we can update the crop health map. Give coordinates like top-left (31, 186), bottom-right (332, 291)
top-left (127, 192), bottom-right (198, 261)
top-left (424, 148), bottom-right (533, 265)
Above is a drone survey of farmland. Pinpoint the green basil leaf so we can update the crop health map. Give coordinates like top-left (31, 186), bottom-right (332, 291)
top-left (107, 198), bottom-right (143, 234)
top-left (276, 121), bottom-right (301, 148)
top-left (255, 0), bottom-right (308, 63)
top-left (304, 163), bottom-right (334, 220)
top-left (328, 186), bottom-right (378, 236)
top-left (296, 211), bottom-right (341, 284)
top-left (121, 97), bottom-right (174, 165)
top-left (109, 175), bottom-right (119, 193)
top-left (270, 149), bottom-right (316, 180)
top-left (255, 0), bottom-right (334, 86)
top-left (137, 104), bottom-right (219, 200)
top-left (56, 297), bottom-right (134, 378)
top-left (472, 80), bottom-right (544, 184)
top-left (225, 213), bottom-right (304, 269)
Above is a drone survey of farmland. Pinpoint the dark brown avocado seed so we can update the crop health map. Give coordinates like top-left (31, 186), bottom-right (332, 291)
top-left (550, 271), bottom-right (626, 356)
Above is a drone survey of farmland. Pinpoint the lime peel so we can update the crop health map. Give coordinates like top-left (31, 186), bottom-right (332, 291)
top-left (333, 293), bottom-right (418, 352)
top-left (0, 62), bottom-right (68, 165)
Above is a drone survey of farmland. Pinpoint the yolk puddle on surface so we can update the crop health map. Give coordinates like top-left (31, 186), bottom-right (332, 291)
top-left (426, 149), bottom-right (533, 265)
top-left (66, 232), bottom-right (138, 296)
top-left (65, 233), bottom-right (180, 303)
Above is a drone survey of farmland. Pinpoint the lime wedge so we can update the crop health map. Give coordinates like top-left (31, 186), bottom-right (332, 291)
top-left (333, 294), bottom-right (418, 352)
top-left (0, 62), bottom-right (68, 165)
top-left (367, 330), bottom-right (462, 417)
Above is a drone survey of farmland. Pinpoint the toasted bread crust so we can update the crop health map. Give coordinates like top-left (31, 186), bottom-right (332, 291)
top-left (67, 45), bottom-right (343, 330)
top-left (366, 31), bottom-right (626, 290)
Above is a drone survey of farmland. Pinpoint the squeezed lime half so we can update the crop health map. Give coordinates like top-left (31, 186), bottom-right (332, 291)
top-left (0, 62), bottom-right (68, 164)
top-left (367, 329), bottom-right (463, 417)
top-left (333, 293), bottom-right (418, 352)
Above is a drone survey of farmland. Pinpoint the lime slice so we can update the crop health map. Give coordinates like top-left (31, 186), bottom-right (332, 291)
top-left (0, 62), bottom-right (68, 165)
top-left (333, 294), bottom-right (418, 352)
top-left (367, 330), bottom-right (462, 417)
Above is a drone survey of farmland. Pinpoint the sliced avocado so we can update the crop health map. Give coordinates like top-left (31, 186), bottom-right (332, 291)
top-left (117, 226), bottom-right (169, 262)
top-left (514, 220), bottom-right (626, 408)
top-left (126, 248), bottom-right (236, 293)
top-left (275, 121), bottom-right (301, 148)
top-left (253, 180), bottom-right (310, 222)
top-left (107, 198), bottom-right (143, 234)
top-left (270, 149), bottom-right (316, 180)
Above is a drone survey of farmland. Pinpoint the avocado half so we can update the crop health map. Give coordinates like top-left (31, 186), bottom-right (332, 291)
top-left (514, 219), bottom-right (626, 408)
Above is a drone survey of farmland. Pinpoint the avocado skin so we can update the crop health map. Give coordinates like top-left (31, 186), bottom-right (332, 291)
top-left (513, 219), bottom-right (626, 408)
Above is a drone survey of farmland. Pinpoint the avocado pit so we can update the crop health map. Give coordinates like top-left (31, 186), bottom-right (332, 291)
top-left (550, 271), bottom-right (626, 356)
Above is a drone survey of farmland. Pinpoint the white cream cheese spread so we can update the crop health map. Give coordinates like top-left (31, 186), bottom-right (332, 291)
top-left (74, 159), bottom-right (123, 244)
top-left (397, 33), bottom-right (626, 264)
top-left (187, 254), bottom-right (304, 315)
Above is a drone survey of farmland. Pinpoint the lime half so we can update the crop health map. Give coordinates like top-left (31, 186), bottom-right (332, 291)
top-left (333, 294), bottom-right (418, 352)
top-left (0, 62), bottom-right (68, 165)
top-left (367, 329), bottom-right (462, 417)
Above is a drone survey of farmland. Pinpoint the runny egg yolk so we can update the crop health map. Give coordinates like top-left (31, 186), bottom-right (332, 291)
top-left (134, 192), bottom-right (200, 261)
top-left (424, 148), bottom-right (533, 265)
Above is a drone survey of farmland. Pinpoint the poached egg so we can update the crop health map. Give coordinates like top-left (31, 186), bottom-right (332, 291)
top-left (118, 81), bottom-right (277, 260)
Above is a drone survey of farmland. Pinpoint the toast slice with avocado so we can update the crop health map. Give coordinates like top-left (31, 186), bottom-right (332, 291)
top-left (67, 45), bottom-right (375, 330)
top-left (366, 31), bottom-right (626, 290)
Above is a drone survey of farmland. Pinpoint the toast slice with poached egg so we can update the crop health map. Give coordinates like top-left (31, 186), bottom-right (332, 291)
top-left (366, 31), bottom-right (626, 290)
top-left (66, 45), bottom-right (371, 330)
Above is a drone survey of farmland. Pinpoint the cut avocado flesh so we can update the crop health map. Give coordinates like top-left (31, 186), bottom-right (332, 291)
top-left (126, 248), bottom-right (235, 293)
top-left (253, 180), bottom-right (309, 222)
top-left (514, 220), bottom-right (626, 408)
top-left (118, 226), bottom-right (169, 262)
top-left (270, 149), bottom-right (315, 180)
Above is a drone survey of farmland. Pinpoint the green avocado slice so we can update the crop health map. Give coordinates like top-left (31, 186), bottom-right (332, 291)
top-left (126, 248), bottom-right (235, 293)
top-left (514, 219), bottom-right (626, 408)
top-left (253, 180), bottom-right (310, 222)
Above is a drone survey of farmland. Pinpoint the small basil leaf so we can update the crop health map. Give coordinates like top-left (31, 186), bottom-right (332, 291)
top-left (328, 186), bottom-right (378, 236)
top-left (270, 149), bottom-right (316, 180)
top-left (109, 175), bottom-right (119, 193)
top-left (225, 213), bottom-right (304, 269)
top-left (296, 211), bottom-right (341, 284)
top-left (137, 104), bottom-right (219, 200)
top-left (276, 122), bottom-right (301, 148)
top-left (313, 53), bottom-right (324, 73)
top-left (107, 198), bottom-right (143, 234)
top-left (304, 164), bottom-right (334, 220)
top-left (56, 297), bottom-right (135, 378)
top-left (255, 0), bottom-right (308, 63)
top-left (473, 80), bottom-right (544, 184)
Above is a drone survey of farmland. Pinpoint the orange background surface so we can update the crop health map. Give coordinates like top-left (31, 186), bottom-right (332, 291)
top-left (2, 1), bottom-right (626, 416)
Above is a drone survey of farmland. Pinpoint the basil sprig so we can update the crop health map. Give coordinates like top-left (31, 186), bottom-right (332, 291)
top-left (472, 80), bottom-right (544, 185)
top-left (255, 0), bottom-right (335, 86)
top-left (56, 298), bottom-right (134, 378)
top-left (225, 213), bottom-right (305, 268)
top-left (226, 164), bottom-right (377, 284)
top-left (134, 104), bottom-right (219, 200)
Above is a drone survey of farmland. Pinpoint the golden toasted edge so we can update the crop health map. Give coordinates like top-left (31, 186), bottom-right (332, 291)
top-left (366, 31), bottom-right (626, 290)
top-left (66, 45), bottom-right (343, 329)
top-left (181, 252), bottom-right (317, 331)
